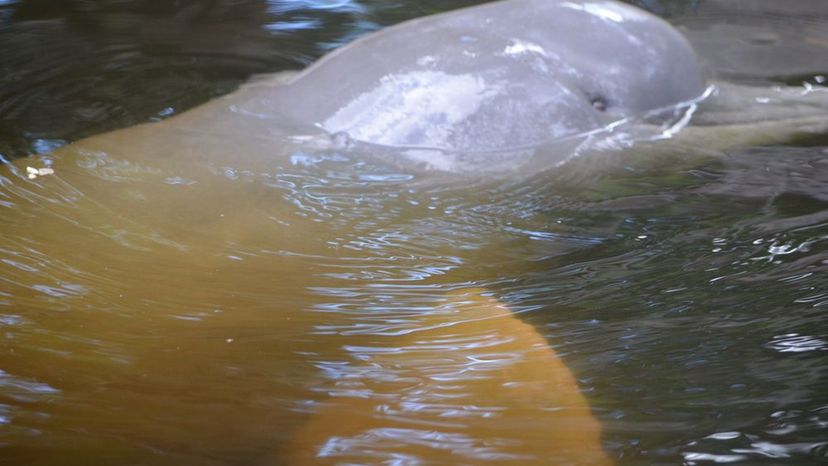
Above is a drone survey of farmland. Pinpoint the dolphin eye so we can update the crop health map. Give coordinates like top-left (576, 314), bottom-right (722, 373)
top-left (590, 96), bottom-right (608, 112)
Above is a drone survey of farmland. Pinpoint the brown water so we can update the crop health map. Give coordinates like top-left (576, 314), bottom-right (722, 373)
top-left (2, 1), bottom-right (828, 465)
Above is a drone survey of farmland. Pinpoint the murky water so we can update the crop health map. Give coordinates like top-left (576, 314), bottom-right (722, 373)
top-left (2, 1), bottom-right (828, 465)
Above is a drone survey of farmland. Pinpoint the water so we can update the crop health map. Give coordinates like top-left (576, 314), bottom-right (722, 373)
top-left (1, 1), bottom-right (827, 465)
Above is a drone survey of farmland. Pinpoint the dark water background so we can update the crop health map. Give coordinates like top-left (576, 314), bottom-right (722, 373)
top-left (1, 1), bottom-right (827, 465)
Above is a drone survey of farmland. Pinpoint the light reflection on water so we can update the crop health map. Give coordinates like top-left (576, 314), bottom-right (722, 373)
top-left (1, 0), bottom-right (828, 465)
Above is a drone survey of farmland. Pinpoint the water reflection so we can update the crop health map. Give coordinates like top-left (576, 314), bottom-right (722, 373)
top-left (265, 0), bottom-right (369, 15)
top-left (766, 334), bottom-right (828, 353)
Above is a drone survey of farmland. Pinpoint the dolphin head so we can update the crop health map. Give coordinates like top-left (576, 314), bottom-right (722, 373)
top-left (248, 0), bottom-right (705, 155)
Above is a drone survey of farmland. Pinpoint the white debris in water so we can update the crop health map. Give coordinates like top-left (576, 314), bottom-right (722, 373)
top-left (26, 166), bottom-right (54, 180)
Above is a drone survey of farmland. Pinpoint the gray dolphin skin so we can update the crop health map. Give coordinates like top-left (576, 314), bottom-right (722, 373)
top-left (159, 0), bottom-right (828, 174)
top-left (236, 0), bottom-right (706, 154)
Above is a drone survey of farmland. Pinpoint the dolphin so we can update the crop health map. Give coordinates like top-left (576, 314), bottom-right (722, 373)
top-left (236, 0), bottom-right (704, 151)
top-left (2, 1), bottom-right (828, 465)
top-left (144, 0), bottom-right (828, 174)
top-left (175, 0), bottom-right (708, 172)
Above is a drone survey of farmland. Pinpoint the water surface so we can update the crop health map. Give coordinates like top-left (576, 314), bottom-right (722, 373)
top-left (1, 1), bottom-right (827, 465)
